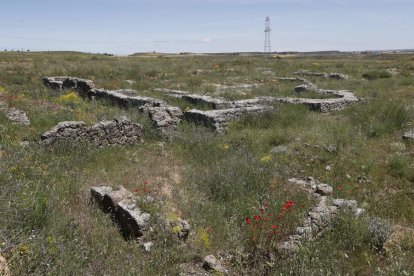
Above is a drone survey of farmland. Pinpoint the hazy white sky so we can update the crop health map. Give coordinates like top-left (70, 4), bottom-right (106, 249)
top-left (0, 0), bottom-right (413, 54)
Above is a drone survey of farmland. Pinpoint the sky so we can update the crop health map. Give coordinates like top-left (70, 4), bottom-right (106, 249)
top-left (0, 0), bottom-right (413, 55)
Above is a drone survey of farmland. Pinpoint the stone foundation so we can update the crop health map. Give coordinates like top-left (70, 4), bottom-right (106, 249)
top-left (294, 70), bottom-right (349, 80)
top-left (41, 116), bottom-right (143, 146)
top-left (277, 177), bottom-right (364, 254)
top-left (43, 77), bottom-right (182, 137)
top-left (184, 105), bottom-right (273, 133)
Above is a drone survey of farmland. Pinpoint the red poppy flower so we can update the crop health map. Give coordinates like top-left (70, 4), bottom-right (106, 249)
top-left (253, 215), bottom-right (261, 221)
top-left (245, 217), bottom-right (251, 224)
top-left (271, 225), bottom-right (277, 229)
top-left (283, 201), bottom-right (295, 210)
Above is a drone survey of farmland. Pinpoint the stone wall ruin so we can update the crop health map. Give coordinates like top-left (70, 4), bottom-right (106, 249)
top-left (43, 72), bottom-right (360, 134)
top-left (41, 116), bottom-right (143, 146)
top-left (43, 77), bottom-right (182, 138)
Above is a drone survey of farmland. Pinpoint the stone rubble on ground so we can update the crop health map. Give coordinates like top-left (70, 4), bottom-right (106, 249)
top-left (278, 177), bottom-right (365, 254)
top-left (402, 129), bottom-right (414, 141)
top-left (202, 255), bottom-right (229, 274)
top-left (141, 241), bottom-right (154, 252)
top-left (41, 116), bottom-right (143, 146)
top-left (270, 145), bottom-right (288, 154)
top-left (0, 97), bottom-right (30, 126)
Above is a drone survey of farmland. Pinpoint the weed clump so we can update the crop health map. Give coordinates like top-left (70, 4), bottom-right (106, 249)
top-left (347, 99), bottom-right (408, 138)
top-left (362, 70), bottom-right (392, 80)
top-left (367, 217), bottom-right (392, 250)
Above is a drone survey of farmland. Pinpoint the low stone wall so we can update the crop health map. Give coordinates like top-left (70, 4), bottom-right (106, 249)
top-left (275, 89), bottom-right (359, 112)
top-left (41, 116), bottom-right (143, 146)
top-left (274, 77), bottom-right (360, 112)
top-left (184, 105), bottom-right (273, 133)
top-left (294, 70), bottom-right (349, 80)
top-left (91, 185), bottom-right (191, 243)
top-left (43, 77), bottom-right (182, 138)
top-left (43, 77), bottom-right (164, 107)
top-left (277, 177), bottom-right (364, 254)
top-left (91, 186), bottom-right (151, 239)
top-left (157, 88), bottom-right (275, 109)
top-left (157, 77), bottom-right (359, 113)
top-left (142, 105), bottom-right (183, 137)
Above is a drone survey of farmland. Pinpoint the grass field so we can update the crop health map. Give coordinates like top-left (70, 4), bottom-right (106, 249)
top-left (0, 51), bottom-right (413, 275)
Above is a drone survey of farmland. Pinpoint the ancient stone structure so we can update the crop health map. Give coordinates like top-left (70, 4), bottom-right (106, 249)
top-left (275, 77), bottom-right (359, 112)
top-left (41, 116), bottom-right (143, 146)
top-left (294, 70), bottom-right (349, 80)
top-left (91, 186), bottom-right (151, 239)
top-left (43, 77), bottom-right (182, 138)
top-left (157, 88), bottom-right (275, 109)
top-left (277, 177), bottom-right (364, 254)
top-left (0, 98), bottom-right (30, 126)
top-left (144, 105), bottom-right (183, 138)
top-left (275, 89), bottom-right (359, 112)
top-left (184, 105), bottom-right (273, 133)
top-left (44, 75), bottom-right (359, 135)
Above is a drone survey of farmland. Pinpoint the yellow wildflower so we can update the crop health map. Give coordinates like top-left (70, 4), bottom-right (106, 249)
top-left (260, 154), bottom-right (271, 162)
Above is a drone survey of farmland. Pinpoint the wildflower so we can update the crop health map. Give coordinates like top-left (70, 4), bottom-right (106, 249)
top-left (253, 215), bottom-right (261, 221)
top-left (245, 217), bottom-right (252, 224)
top-left (271, 225), bottom-right (277, 229)
top-left (283, 201), bottom-right (295, 210)
top-left (260, 154), bottom-right (271, 162)
top-left (222, 144), bottom-right (230, 150)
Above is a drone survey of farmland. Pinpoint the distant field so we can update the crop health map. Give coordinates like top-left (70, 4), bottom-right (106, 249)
top-left (0, 51), bottom-right (413, 275)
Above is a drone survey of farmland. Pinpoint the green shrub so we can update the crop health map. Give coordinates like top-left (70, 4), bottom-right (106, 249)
top-left (388, 153), bottom-right (412, 179)
top-left (362, 70), bottom-right (392, 80)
